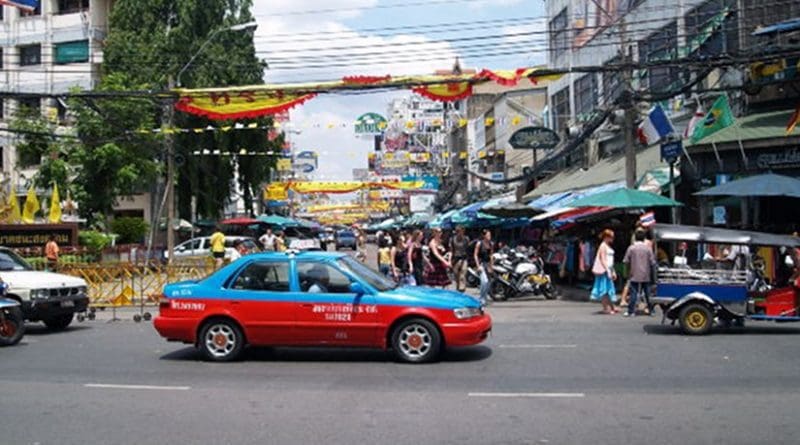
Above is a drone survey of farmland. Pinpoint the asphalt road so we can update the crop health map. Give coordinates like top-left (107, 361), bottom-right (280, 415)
top-left (2, 247), bottom-right (800, 444)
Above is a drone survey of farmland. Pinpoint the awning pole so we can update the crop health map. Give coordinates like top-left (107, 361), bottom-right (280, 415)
top-left (711, 141), bottom-right (723, 169)
top-left (669, 160), bottom-right (678, 224)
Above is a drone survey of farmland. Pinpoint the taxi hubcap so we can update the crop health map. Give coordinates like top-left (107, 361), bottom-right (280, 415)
top-left (399, 324), bottom-right (432, 358)
top-left (205, 324), bottom-right (236, 358)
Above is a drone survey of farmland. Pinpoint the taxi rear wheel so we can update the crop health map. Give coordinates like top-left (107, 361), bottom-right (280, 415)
top-left (199, 319), bottom-right (244, 362)
top-left (391, 318), bottom-right (441, 364)
top-left (679, 303), bottom-right (713, 335)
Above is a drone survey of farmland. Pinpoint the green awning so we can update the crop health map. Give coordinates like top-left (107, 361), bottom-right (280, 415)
top-left (686, 109), bottom-right (798, 147)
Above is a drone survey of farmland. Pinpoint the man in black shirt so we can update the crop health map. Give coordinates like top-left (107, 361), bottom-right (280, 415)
top-left (450, 226), bottom-right (470, 292)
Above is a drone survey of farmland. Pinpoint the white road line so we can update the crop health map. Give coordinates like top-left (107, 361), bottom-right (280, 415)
top-left (498, 344), bottom-right (577, 349)
top-left (468, 392), bottom-right (585, 398)
top-left (84, 383), bottom-right (191, 391)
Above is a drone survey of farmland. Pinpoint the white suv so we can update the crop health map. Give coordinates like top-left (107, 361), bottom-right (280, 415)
top-left (0, 247), bottom-right (89, 330)
top-left (166, 236), bottom-right (260, 261)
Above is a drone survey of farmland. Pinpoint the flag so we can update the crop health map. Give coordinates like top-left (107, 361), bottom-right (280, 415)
top-left (786, 104), bottom-right (800, 135)
top-left (690, 95), bottom-right (735, 143)
top-left (49, 184), bottom-right (62, 223)
top-left (684, 105), bottom-right (705, 139)
top-left (0, 0), bottom-right (38, 11)
top-left (21, 185), bottom-right (40, 224)
top-left (637, 104), bottom-right (674, 145)
top-left (6, 192), bottom-right (21, 224)
top-left (639, 211), bottom-right (656, 228)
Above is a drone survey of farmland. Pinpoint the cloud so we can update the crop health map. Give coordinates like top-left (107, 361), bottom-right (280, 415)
top-left (501, 19), bottom-right (548, 66)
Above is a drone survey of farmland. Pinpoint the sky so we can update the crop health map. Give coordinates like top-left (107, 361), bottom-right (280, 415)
top-left (249, 0), bottom-right (548, 181)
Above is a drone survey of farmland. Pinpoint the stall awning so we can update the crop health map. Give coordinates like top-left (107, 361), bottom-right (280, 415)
top-left (522, 144), bottom-right (663, 201)
top-left (686, 109), bottom-right (799, 148)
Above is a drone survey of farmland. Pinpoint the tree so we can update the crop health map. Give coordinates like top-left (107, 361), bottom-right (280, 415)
top-left (9, 108), bottom-right (72, 192)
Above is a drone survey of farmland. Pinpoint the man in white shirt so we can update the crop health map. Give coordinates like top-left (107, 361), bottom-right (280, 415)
top-left (259, 228), bottom-right (276, 251)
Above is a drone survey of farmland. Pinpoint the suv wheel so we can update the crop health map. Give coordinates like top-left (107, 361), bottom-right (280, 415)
top-left (44, 313), bottom-right (74, 331)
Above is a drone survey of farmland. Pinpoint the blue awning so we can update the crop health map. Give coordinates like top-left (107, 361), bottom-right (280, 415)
top-left (753, 18), bottom-right (800, 36)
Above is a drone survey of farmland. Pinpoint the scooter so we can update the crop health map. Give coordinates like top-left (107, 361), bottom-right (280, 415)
top-left (0, 281), bottom-right (25, 347)
top-left (489, 248), bottom-right (557, 301)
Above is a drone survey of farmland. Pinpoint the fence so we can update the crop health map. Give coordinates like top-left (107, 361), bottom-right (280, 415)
top-left (58, 260), bottom-right (216, 308)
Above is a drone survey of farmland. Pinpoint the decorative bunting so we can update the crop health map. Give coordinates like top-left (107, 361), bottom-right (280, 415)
top-left (175, 90), bottom-right (317, 120)
top-left (412, 82), bottom-right (472, 102)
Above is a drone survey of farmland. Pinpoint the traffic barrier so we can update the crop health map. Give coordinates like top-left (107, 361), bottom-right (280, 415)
top-left (58, 261), bottom-right (216, 308)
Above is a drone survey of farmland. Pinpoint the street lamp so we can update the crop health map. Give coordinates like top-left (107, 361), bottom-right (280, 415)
top-left (164, 20), bottom-right (258, 264)
top-left (176, 21), bottom-right (258, 87)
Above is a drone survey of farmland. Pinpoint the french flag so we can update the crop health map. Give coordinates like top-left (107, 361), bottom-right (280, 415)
top-left (0, 0), bottom-right (38, 11)
top-left (637, 104), bottom-right (674, 146)
top-left (639, 211), bottom-right (656, 228)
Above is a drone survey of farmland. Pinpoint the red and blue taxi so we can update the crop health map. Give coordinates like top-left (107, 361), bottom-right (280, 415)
top-left (154, 251), bottom-right (491, 363)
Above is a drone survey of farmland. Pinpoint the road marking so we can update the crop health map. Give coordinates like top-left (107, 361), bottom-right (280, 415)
top-left (498, 344), bottom-right (577, 349)
top-left (468, 392), bottom-right (585, 398)
top-left (84, 383), bottom-right (191, 391)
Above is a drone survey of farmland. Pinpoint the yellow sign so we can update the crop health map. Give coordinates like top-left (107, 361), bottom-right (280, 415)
top-left (276, 158), bottom-right (292, 172)
top-left (265, 183), bottom-right (288, 201)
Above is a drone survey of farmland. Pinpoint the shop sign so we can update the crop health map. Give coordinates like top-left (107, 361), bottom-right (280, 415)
top-left (354, 113), bottom-right (388, 135)
top-left (713, 206), bottom-right (727, 225)
top-left (508, 126), bottom-right (560, 150)
top-left (660, 140), bottom-right (682, 163)
top-left (756, 148), bottom-right (800, 170)
top-left (0, 224), bottom-right (77, 247)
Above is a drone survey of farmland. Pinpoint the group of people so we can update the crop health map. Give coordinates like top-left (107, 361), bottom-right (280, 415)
top-left (375, 227), bottom-right (496, 303)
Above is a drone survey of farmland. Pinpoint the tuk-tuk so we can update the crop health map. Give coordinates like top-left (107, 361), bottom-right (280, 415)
top-left (0, 280), bottom-right (24, 346)
top-left (652, 224), bottom-right (800, 335)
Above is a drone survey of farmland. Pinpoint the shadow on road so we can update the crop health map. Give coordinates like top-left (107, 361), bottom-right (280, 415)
top-left (160, 345), bottom-right (492, 363)
top-left (23, 324), bottom-right (92, 336)
top-left (643, 324), bottom-right (800, 336)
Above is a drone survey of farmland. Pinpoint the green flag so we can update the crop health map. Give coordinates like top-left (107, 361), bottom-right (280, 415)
top-left (691, 95), bottom-right (735, 143)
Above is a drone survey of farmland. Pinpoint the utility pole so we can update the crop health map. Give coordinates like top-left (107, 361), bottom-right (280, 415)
top-left (165, 75), bottom-right (176, 264)
top-left (619, 14), bottom-right (637, 189)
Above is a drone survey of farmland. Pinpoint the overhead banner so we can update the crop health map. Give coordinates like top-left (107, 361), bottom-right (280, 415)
top-left (269, 180), bottom-right (425, 195)
top-left (175, 91), bottom-right (316, 120)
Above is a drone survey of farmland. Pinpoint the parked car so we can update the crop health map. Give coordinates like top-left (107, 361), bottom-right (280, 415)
top-left (283, 227), bottom-right (322, 251)
top-left (0, 247), bottom-right (89, 330)
top-left (335, 230), bottom-right (357, 250)
top-left (166, 236), bottom-right (260, 261)
top-left (154, 251), bottom-right (491, 363)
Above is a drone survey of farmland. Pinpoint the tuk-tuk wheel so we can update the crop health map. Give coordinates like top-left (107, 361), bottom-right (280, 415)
top-left (679, 303), bottom-right (713, 335)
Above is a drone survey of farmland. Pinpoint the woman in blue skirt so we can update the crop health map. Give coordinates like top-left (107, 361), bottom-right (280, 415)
top-left (591, 229), bottom-right (618, 314)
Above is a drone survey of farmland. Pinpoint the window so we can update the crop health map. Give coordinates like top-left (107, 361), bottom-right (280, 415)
top-left (297, 262), bottom-right (353, 294)
top-left (602, 56), bottom-right (623, 103)
top-left (0, 48), bottom-right (3, 70)
top-left (549, 8), bottom-right (569, 63)
top-left (575, 74), bottom-right (598, 117)
top-left (54, 40), bottom-right (89, 64)
top-left (19, 44), bottom-right (41, 66)
top-left (0, 98), bottom-right (4, 120)
top-left (58, 0), bottom-right (89, 14)
top-left (684, 0), bottom-right (738, 58)
top-left (742, 0), bottom-right (800, 48)
top-left (638, 22), bottom-right (679, 93)
top-left (17, 97), bottom-right (40, 115)
top-left (550, 86), bottom-right (571, 134)
top-left (230, 262), bottom-right (291, 292)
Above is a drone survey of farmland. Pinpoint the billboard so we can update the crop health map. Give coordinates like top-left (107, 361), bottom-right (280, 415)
top-left (354, 113), bottom-right (388, 135)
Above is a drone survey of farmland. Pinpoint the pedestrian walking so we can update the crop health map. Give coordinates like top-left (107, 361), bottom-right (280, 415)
top-left (44, 235), bottom-right (59, 272)
top-left (590, 229), bottom-right (618, 314)
top-left (275, 231), bottom-right (287, 252)
top-left (622, 229), bottom-right (656, 317)
top-left (355, 227), bottom-right (367, 263)
top-left (473, 229), bottom-right (494, 304)
top-left (209, 226), bottom-right (226, 269)
top-left (450, 226), bottom-right (470, 292)
top-left (390, 236), bottom-right (407, 283)
top-left (425, 228), bottom-right (451, 288)
top-left (378, 237), bottom-right (392, 277)
top-left (259, 228), bottom-right (276, 251)
top-left (406, 230), bottom-right (425, 286)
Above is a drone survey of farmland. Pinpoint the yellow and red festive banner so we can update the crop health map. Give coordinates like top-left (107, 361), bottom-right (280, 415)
top-left (174, 67), bottom-right (562, 120)
top-left (265, 180), bottom-right (425, 196)
top-left (305, 202), bottom-right (390, 213)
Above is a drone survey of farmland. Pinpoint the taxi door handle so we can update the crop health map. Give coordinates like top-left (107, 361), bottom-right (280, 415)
top-left (301, 303), bottom-right (314, 308)
top-left (230, 301), bottom-right (241, 305)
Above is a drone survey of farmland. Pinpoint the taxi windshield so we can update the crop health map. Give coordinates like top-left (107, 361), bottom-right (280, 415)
top-left (337, 256), bottom-right (397, 292)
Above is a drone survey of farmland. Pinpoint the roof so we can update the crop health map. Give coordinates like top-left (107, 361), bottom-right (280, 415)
top-left (753, 18), bottom-right (800, 35)
top-left (686, 109), bottom-right (799, 148)
top-left (653, 224), bottom-right (800, 247)
top-left (248, 251), bottom-right (347, 260)
top-left (522, 144), bottom-right (663, 201)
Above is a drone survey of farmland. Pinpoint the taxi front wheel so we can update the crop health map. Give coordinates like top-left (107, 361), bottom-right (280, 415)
top-left (199, 318), bottom-right (245, 362)
top-left (391, 318), bottom-right (441, 364)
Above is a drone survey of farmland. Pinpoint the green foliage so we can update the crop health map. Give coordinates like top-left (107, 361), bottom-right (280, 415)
top-left (8, 109), bottom-right (73, 191)
top-left (78, 230), bottom-right (112, 254)
top-left (111, 217), bottom-right (150, 244)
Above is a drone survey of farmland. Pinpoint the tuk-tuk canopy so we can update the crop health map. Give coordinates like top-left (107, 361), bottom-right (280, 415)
top-left (653, 224), bottom-right (800, 247)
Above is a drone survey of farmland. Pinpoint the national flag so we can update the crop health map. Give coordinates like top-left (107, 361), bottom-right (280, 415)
top-left (21, 185), bottom-right (40, 224)
top-left (6, 192), bottom-right (21, 224)
top-left (637, 104), bottom-right (674, 145)
top-left (0, 0), bottom-right (39, 11)
top-left (639, 211), bottom-right (656, 228)
top-left (690, 95), bottom-right (735, 143)
top-left (684, 106), bottom-right (705, 139)
top-left (49, 183), bottom-right (62, 223)
top-left (786, 103), bottom-right (800, 135)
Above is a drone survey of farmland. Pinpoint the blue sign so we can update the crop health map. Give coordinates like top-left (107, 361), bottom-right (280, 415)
top-left (402, 175), bottom-right (440, 190)
top-left (660, 140), bottom-right (682, 162)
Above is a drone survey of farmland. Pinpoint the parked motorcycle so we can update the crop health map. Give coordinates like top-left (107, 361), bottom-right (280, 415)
top-left (489, 247), bottom-right (557, 301)
top-left (0, 281), bottom-right (25, 347)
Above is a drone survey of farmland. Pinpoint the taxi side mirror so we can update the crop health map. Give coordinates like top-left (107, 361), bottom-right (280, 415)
top-left (349, 282), bottom-right (366, 296)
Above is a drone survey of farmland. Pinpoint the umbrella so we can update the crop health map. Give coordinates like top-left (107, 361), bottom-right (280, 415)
top-left (568, 188), bottom-right (682, 208)
top-left (221, 217), bottom-right (259, 226)
top-left (694, 173), bottom-right (800, 198)
top-left (481, 201), bottom-right (544, 218)
top-left (257, 214), bottom-right (301, 227)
